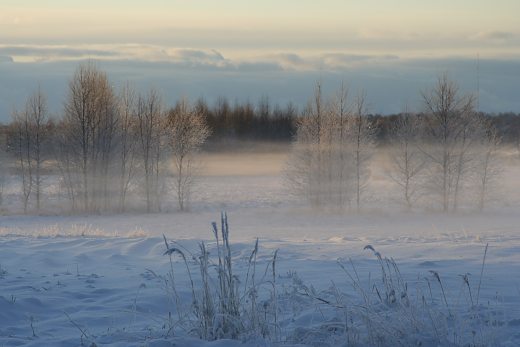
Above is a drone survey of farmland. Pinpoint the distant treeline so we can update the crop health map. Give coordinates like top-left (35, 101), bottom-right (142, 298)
top-left (181, 98), bottom-right (520, 144)
top-left (1, 101), bottom-right (520, 146)
top-left (375, 112), bottom-right (520, 145)
top-left (0, 62), bottom-right (520, 215)
top-left (195, 96), bottom-right (297, 144)
top-left (164, 96), bottom-right (520, 145)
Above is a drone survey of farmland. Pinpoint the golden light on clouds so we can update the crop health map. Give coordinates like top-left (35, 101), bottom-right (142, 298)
top-left (1, 1), bottom-right (518, 55)
top-left (1, 1), bottom-right (519, 120)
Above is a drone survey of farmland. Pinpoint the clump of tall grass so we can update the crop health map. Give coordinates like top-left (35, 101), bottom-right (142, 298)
top-left (159, 216), bottom-right (503, 346)
top-left (283, 243), bottom-right (500, 346)
top-left (301, 243), bottom-right (501, 346)
top-left (162, 212), bottom-right (279, 342)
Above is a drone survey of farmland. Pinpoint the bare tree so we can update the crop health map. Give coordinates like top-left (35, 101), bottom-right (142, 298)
top-left (421, 74), bottom-right (475, 212)
top-left (26, 87), bottom-right (48, 211)
top-left (6, 88), bottom-right (49, 213)
top-left (117, 83), bottom-right (138, 212)
top-left (287, 83), bottom-right (375, 212)
top-left (167, 98), bottom-right (210, 211)
top-left (351, 91), bottom-right (375, 213)
top-left (0, 161), bottom-right (5, 208)
top-left (0, 131), bottom-right (6, 207)
top-left (63, 63), bottom-right (94, 211)
top-left (475, 119), bottom-right (501, 211)
top-left (287, 82), bottom-right (327, 207)
top-left (97, 79), bottom-right (119, 210)
top-left (328, 82), bottom-right (352, 208)
top-left (10, 109), bottom-right (33, 213)
top-left (452, 111), bottom-right (483, 212)
top-left (54, 120), bottom-right (79, 212)
top-left (136, 89), bottom-right (165, 212)
top-left (62, 62), bottom-right (118, 212)
top-left (387, 111), bottom-right (425, 210)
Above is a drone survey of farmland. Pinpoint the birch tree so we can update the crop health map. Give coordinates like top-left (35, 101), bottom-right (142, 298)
top-left (387, 111), bottom-right (425, 210)
top-left (25, 87), bottom-right (48, 211)
top-left (62, 62), bottom-right (118, 212)
top-left (287, 82), bottom-right (327, 207)
top-left (167, 98), bottom-right (210, 211)
top-left (287, 83), bottom-right (375, 212)
top-left (117, 83), bottom-right (138, 212)
top-left (421, 74), bottom-right (475, 212)
top-left (136, 89), bottom-right (165, 212)
top-left (351, 91), bottom-right (375, 213)
top-left (0, 131), bottom-right (6, 207)
top-left (329, 83), bottom-right (351, 207)
top-left (475, 119), bottom-right (501, 211)
top-left (8, 88), bottom-right (49, 213)
top-left (10, 109), bottom-right (33, 213)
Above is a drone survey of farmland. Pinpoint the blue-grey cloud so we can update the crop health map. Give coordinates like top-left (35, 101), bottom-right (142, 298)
top-left (323, 53), bottom-right (400, 62)
top-left (275, 53), bottom-right (305, 65)
top-left (1, 56), bottom-right (519, 123)
top-left (172, 49), bottom-right (225, 62)
top-left (236, 61), bottom-right (283, 72)
top-left (319, 53), bottom-right (400, 70)
top-left (0, 55), bottom-right (13, 63)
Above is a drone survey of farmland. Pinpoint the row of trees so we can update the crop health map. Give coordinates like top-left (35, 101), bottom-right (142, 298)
top-left (5, 62), bottom-right (209, 214)
top-left (287, 83), bottom-right (375, 213)
top-left (0, 66), bottom-right (511, 214)
top-left (288, 75), bottom-right (502, 212)
top-left (202, 95), bottom-right (296, 142)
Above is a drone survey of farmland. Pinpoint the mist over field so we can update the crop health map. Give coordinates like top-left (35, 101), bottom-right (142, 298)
top-left (2, 1), bottom-right (520, 346)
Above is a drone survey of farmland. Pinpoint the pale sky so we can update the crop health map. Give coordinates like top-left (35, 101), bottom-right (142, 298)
top-left (1, 1), bottom-right (519, 120)
top-left (2, 1), bottom-right (520, 57)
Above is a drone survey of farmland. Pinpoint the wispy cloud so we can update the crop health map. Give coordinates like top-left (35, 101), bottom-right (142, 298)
top-left (3, 41), bottom-right (520, 72)
top-left (0, 44), bottom-right (232, 65)
top-left (0, 45), bottom-right (117, 58)
top-left (471, 31), bottom-right (516, 41)
top-left (1, 44), bottom-right (404, 72)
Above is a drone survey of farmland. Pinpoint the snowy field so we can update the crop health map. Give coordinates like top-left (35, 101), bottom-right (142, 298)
top-left (1, 151), bottom-right (520, 346)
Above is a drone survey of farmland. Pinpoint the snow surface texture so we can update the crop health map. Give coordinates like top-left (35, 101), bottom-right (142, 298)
top-left (1, 152), bottom-right (520, 346)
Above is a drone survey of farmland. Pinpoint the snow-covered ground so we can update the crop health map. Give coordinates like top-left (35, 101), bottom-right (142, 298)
top-left (1, 151), bottom-right (520, 346)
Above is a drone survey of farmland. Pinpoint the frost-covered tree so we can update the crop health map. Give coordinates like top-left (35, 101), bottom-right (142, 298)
top-left (287, 83), bottom-right (375, 212)
top-left (387, 111), bottom-right (426, 210)
top-left (0, 132), bottom-right (6, 207)
top-left (117, 83), bottom-right (138, 212)
top-left (351, 91), bottom-right (375, 213)
top-left (62, 62), bottom-right (118, 212)
top-left (474, 118), bottom-right (501, 211)
top-left (54, 119), bottom-right (80, 211)
top-left (7, 88), bottom-right (50, 213)
top-left (287, 82), bottom-right (328, 207)
top-left (9, 110), bottom-right (33, 213)
top-left (136, 89), bottom-right (166, 212)
top-left (25, 87), bottom-right (48, 211)
top-left (421, 74), bottom-right (477, 212)
top-left (167, 98), bottom-right (210, 211)
top-left (328, 83), bottom-right (352, 207)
